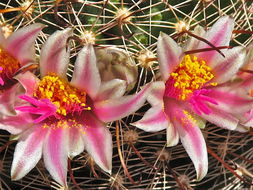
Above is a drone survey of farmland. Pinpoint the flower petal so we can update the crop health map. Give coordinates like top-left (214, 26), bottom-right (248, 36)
top-left (5, 24), bottom-right (45, 66)
top-left (166, 123), bottom-right (179, 147)
top-left (157, 32), bottom-right (182, 80)
top-left (71, 45), bottom-right (101, 99)
top-left (0, 112), bottom-right (33, 134)
top-left (204, 88), bottom-right (253, 115)
top-left (165, 99), bottom-right (208, 180)
top-left (43, 128), bottom-right (68, 187)
top-left (196, 16), bottom-right (234, 63)
top-left (132, 105), bottom-right (168, 132)
top-left (81, 112), bottom-right (112, 173)
top-left (93, 83), bottom-right (151, 122)
top-left (183, 25), bottom-right (206, 51)
top-left (0, 84), bottom-right (20, 116)
top-left (201, 105), bottom-right (239, 130)
top-left (95, 79), bottom-right (127, 102)
top-left (11, 125), bottom-right (47, 180)
top-left (211, 47), bottom-right (246, 83)
top-left (68, 127), bottom-right (85, 158)
top-left (147, 81), bottom-right (165, 106)
top-left (15, 71), bottom-right (39, 96)
top-left (40, 28), bottom-right (72, 78)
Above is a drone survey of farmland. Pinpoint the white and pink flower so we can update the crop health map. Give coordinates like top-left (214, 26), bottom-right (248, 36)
top-left (0, 28), bottom-right (150, 187)
top-left (0, 24), bottom-right (44, 116)
top-left (133, 16), bottom-right (253, 180)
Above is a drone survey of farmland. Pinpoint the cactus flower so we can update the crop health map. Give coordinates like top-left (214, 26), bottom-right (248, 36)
top-left (0, 29), bottom-right (150, 187)
top-left (133, 16), bottom-right (252, 180)
top-left (0, 23), bottom-right (44, 116)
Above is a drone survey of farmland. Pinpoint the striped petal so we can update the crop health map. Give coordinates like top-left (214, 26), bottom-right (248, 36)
top-left (15, 71), bottom-right (39, 96)
top-left (68, 127), bottom-right (85, 159)
top-left (11, 125), bottom-right (47, 180)
top-left (157, 32), bottom-right (182, 81)
top-left (165, 99), bottom-right (208, 180)
top-left (147, 81), bottom-right (165, 106)
top-left (93, 83), bottom-right (151, 122)
top-left (40, 28), bottom-right (72, 78)
top-left (212, 47), bottom-right (246, 83)
top-left (166, 123), bottom-right (179, 147)
top-left (82, 112), bottom-right (112, 173)
top-left (71, 45), bottom-right (101, 99)
top-left (6, 24), bottom-right (44, 66)
top-left (0, 112), bottom-right (33, 135)
top-left (132, 105), bottom-right (168, 132)
top-left (43, 128), bottom-right (68, 187)
top-left (184, 25), bottom-right (206, 51)
top-left (0, 84), bottom-right (20, 116)
top-left (196, 16), bottom-right (234, 64)
top-left (201, 105), bottom-right (239, 130)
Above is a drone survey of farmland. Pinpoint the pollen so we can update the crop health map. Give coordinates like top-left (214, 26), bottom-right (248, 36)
top-left (170, 55), bottom-right (216, 100)
top-left (0, 48), bottom-right (20, 84)
top-left (34, 74), bottom-right (90, 116)
top-left (42, 119), bottom-right (85, 133)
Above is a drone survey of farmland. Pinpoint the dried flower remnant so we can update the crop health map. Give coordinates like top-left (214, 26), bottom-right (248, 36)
top-left (0, 28), bottom-right (150, 188)
top-left (133, 16), bottom-right (252, 181)
top-left (96, 47), bottom-right (138, 91)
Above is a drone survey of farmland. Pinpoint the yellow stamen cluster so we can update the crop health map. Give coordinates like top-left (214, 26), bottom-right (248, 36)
top-left (34, 75), bottom-right (90, 116)
top-left (171, 55), bottom-right (217, 100)
top-left (0, 48), bottom-right (20, 76)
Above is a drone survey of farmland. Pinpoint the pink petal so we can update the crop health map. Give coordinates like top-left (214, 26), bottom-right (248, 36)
top-left (212, 47), bottom-right (246, 83)
top-left (167, 99), bottom-right (208, 180)
top-left (201, 105), bottom-right (239, 130)
top-left (5, 23), bottom-right (45, 66)
top-left (71, 45), bottom-right (101, 99)
top-left (183, 25), bottom-right (206, 51)
top-left (14, 71), bottom-right (39, 96)
top-left (147, 81), bottom-right (165, 106)
top-left (239, 75), bottom-right (253, 91)
top-left (0, 84), bottom-right (19, 116)
top-left (68, 127), bottom-right (85, 158)
top-left (40, 28), bottom-right (72, 78)
top-left (196, 16), bottom-right (234, 63)
top-left (43, 128), bottom-right (68, 187)
top-left (0, 112), bottom-right (33, 134)
top-left (11, 125), bottom-right (48, 180)
top-left (132, 105), bottom-right (168, 132)
top-left (81, 112), bottom-right (112, 173)
top-left (204, 88), bottom-right (253, 115)
top-left (157, 32), bottom-right (182, 80)
top-left (93, 83), bottom-right (151, 122)
top-left (95, 79), bottom-right (127, 102)
top-left (166, 123), bottom-right (179, 147)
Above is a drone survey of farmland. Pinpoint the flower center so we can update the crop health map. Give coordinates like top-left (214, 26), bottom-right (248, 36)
top-left (164, 55), bottom-right (217, 100)
top-left (34, 74), bottom-right (90, 116)
top-left (0, 48), bottom-right (20, 86)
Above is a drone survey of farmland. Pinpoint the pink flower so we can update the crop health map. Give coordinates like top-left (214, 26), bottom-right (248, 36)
top-left (133, 16), bottom-right (253, 180)
top-left (0, 28), bottom-right (150, 187)
top-left (0, 24), bottom-right (44, 116)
